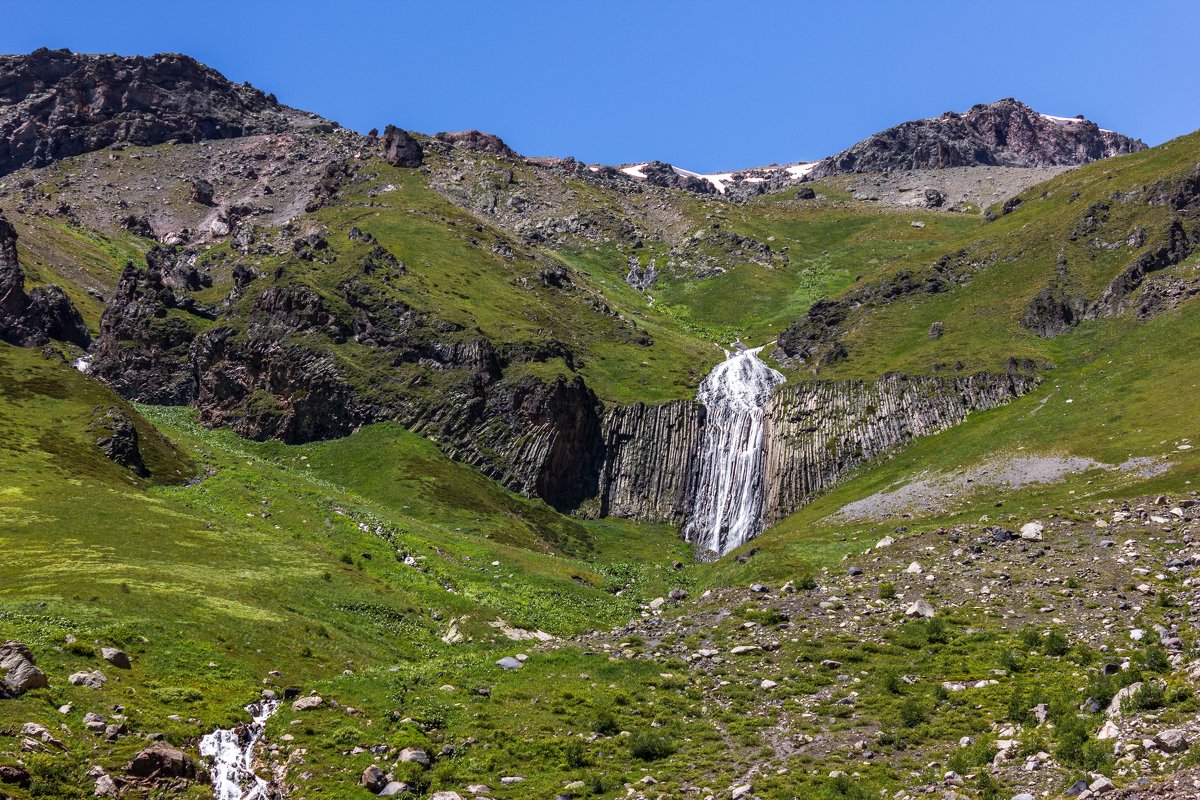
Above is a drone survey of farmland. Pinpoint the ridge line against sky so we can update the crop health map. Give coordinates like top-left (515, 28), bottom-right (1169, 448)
top-left (4, 0), bottom-right (1200, 173)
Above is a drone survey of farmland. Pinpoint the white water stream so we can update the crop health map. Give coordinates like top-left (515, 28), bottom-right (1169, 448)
top-left (199, 700), bottom-right (280, 800)
top-left (683, 345), bottom-right (785, 557)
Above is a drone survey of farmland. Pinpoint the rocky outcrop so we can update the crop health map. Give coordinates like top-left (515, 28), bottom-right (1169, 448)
top-left (597, 400), bottom-right (704, 522)
top-left (433, 130), bottom-right (516, 157)
top-left (89, 407), bottom-right (148, 476)
top-left (0, 640), bottom-right (48, 697)
top-left (809, 99), bottom-right (1145, 179)
top-left (0, 211), bottom-right (89, 347)
top-left (1021, 274), bottom-right (1086, 338)
top-left (761, 372), bottom-right (1038, 524)
top-left (382, 124), bottom-right (423, 167)
top-left (0, 48), bottom-right (326, 176)
top-left (637, 161), bottom-right (717, 195)
top-left (89, 261), bottom-right (201, 404)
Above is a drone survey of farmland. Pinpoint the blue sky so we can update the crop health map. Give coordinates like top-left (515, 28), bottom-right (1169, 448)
top-left (5, 1), bottom-right (1198, 172)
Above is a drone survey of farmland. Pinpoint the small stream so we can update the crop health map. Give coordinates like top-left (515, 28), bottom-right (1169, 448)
top-left (199, 699), bottom-right (280, 800)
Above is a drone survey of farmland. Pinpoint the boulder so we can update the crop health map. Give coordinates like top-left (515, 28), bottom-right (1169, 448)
top-left (1019, 522), bottom-right (1044, 541)
top-left (101, 647), bottom-right (132, 669)
top-left (0, 764), bottom-right (31, 789)
top-left (398, 748), bottom-right (430, 767)
top-left (495, 656), bottom-right (523, 670)
top-left (382, 125), bottom-right (423, 168)
top-left (291, 695), bottom-right (323, 711)
top-left (0, 640), bottom-right (48, 696)
top-left (379, 781), bottom-right (410, 796)
top-left (360, 764), bottom-right (387, 793)
top-left (1154, 728), bottom-right (1189, 753)
top-left (905, 599), bottom-right (935, 618)
top-left (126, 742), bottom-right (197, 779)
top-left (68, 670), bottom-right (107, 689)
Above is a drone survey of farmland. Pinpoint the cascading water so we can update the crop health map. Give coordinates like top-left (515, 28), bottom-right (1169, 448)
top-left (199, 699), bottom-right (280, 800)
top-left (683, 345), bottom-right (785, 558)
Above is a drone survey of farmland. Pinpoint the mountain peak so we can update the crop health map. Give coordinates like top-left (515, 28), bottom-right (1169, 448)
top-left (809, 98), bottom-right (1145, 178)
top-left (0, 48), bottom-right (333, 177)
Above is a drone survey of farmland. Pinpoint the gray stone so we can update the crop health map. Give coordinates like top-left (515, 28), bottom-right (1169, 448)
top-left (291, 695), bottom-right (323, 711)
top-left (495, 656), bottom-right (523, 670)
top-left (1154, 728), bottom-right (1189, 753)
top-left (68, 670), bottom-right (107, 689)
top-left (101, 647), bottom-right (131, 669)
top-left (398, 748), bottom-right (429, 767)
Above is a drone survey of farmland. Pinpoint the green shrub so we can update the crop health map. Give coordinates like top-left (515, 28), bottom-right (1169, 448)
top-left (1137, 646), bottom-right (1171, 674)
top-left (591, 710), bottom-right (619, 736)
top-left (1043, 628), bottom-right (1070, 657)
top-left (562, 739), bottom-right (589, 768)
top-left (1124, 681), bottom-right (1165, 713)
top-left (629, 730), bottom-right (675, 761)
top-left (878, 582), bottom-right (896, 600)
top-left (899, 696), bottom-right (928, 727)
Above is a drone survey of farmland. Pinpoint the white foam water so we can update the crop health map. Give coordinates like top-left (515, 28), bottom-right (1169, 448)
top-left (199, 699), bottom-right (279, 800)
top-left (683, 345), bottom-right (785, 557)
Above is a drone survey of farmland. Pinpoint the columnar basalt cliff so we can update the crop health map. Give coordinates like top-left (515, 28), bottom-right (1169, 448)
top-left (596, 400), bottom-right (705, 523)
top-left (760, 372), bottom-right (1039, 524)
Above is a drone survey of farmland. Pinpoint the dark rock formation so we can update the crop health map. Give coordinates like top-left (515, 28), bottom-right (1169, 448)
top-left (761, 371), bottom-right (1038, 523)
top-left (434, 129), bottom-right (516, 157)
top-left (597, 400), bottom-right (704, 522)
top-left (0, 211), bottom-right (89, 347)
top-left (636, 161), bottom-right (717, 194)
top-left (89, 407), bottom-right (148, 476)
top-left (809, 99), bottom-right (1145, 179)
top-left (382, 124), bottom-right (423, 167)
top-left (1022, 277), bottom-right (1086, 338)
top-left (0, 48), bottom-right (325, 176)
top-left (90, 261), bottom-right (200, 404)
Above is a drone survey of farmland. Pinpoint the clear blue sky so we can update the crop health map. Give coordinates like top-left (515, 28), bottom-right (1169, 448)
top-left (6, 1), bottom-right (1199, 172)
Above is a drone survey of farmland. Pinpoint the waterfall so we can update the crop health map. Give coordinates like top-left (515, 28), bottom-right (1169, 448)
top-left (199, 699), bottom-right (280, 800)
top-left (683, 345), bottom-right (785, 557)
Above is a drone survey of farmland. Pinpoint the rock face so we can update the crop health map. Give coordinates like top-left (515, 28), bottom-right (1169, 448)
top-left (596, 400), bottom-right (704, 522)
top-left (89, 260), bottom-right (199, 404)
top-left (809, 99), bottom-right (1145, 178)
top-left (761, 372), bottom-right (1038, 524)
top-left (0, 211), bottom-right (89, 348)
top-left (0, 640), bottom-right (48, 697)
top-left (0, 48), bottom-right (324, 176)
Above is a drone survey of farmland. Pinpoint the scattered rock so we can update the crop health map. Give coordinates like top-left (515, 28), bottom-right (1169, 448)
top-left (292, 695), bottom-right (323, 711)
top-left (68, 670), bottom-right (107, 689)
top-left (360, 764), bottom-right (387, 792)
top-left (101, 647), bottom-right (131, 669)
